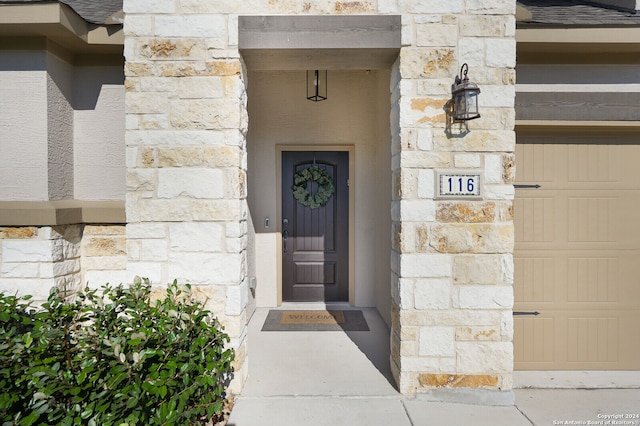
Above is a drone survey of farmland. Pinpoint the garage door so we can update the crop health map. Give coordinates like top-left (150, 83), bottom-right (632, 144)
top-left (514, 139), bottom-right (640, 370)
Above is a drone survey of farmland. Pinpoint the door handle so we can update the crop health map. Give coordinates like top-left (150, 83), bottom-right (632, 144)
top-left (282, 218), bottom-right (289, 253)
top-left (282, 229), bottom-right (288, 253)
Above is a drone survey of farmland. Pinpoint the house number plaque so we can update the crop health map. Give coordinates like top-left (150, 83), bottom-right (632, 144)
top-left (436, 170), bottom-right (483, 199)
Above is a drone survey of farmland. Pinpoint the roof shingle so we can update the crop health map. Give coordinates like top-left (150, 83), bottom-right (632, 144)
top-left (0, 0), bottom-right (122, 25)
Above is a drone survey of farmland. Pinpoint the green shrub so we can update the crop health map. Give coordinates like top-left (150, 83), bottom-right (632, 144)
top-left (0, 278), bottom-right (234, 426)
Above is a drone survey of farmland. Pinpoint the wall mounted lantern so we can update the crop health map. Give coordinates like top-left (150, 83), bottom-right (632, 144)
top-left (451, 63), bottom-right (481, 121)
top-left (307, 70), bottom-right (327, 102)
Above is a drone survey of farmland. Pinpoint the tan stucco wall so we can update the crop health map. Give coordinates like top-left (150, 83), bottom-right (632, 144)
top-left (0, 46), bottom-right (125, 203)
top-left (247, 69), bottom-right (392, 313)
top-left (0, 50), bottom-right (49, 200)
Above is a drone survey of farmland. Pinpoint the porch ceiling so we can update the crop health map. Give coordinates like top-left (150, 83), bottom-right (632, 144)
top-left (239, 15), bottom-right (401, 71)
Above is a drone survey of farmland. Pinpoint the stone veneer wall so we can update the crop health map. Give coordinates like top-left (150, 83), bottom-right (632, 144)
top-left (0, 226), bottom-right (82, 301)
top-left (0, 225), bottom-right (128, 302)
top-left (389, 3), bottom-right (516, 398)
top-left (122, 0), bottom-right (516, 398)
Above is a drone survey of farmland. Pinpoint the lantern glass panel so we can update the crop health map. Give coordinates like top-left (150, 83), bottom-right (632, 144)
top-left (307, 70), bottom-right (327, 102)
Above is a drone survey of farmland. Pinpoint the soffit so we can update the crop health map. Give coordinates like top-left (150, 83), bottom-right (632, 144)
top-left (0, 3), bottom-right (123, 55)
top-left (239, 15), bottom-right (401, 70)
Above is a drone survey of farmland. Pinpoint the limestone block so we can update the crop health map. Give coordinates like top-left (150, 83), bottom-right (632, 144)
top-left (456, 285), bottom-right (513, 310)
top-left (84, 225), bottom-right (125, 236)
top-left (0, 227), bottom-right (36, 239)
top-left (377, 0), bottom-right (400, 13)
top-left (419, 326), bottom-right (455, 356)
top-left (453, 255), bottom-right (502, 284)
top-left (169, 222), bottom-right (224, 252)
top-left (159, 61), bottom-right (241, 77)
top-left (130, 198), bottom-right (192, 222)
top-left (414, 224), bottom-right (430, 252)
top-left (123, 15), bottom-right (153, 37)
top-left (414, 278), bottom-right (450, 310)
top-left (124, 62), bottom-right (153, 78)
top-left (334, 1), bottom-right (376, 13)
top-left (436, 202), bottom-right (496, 224)
top-left (83, 236), bottom-right (126, 257)
top-left (136, 239), bottom-right (169, 261)
top-left (417, 169), bottom-right (434, 199)
top-left (0, 278), bottom-right (54, 301)
top-left (456, 341), bottom-right (513, 374)
top-left (178, 77), bottom-right (225, 99)
top-left (399, 200), bottom-right (436, 222)
top-left (46, 259), bottom-right (81, 278)
top-left (401, 96), bottom-right (448, 127)
top-left (225, 234), bottom-right (248, 254)
top-left (459, 15), bottom-right (510, 37)
top-left (418, 374), bottom-right (499, 389)
top-left (130, 130), bottom-right (228, 148)
top-left (170, 99), bottom-right (241, 130)
top-left (399, 151), bottom-right (451, 168)
top-left (484, 155), bottom-right (502, 184)
top-left (502, 154), bottom-right (515, 183)
top-left (157, 146), bottom-right (240, 168)
top-left (157, 168), bottom-right (224, 199)
top-left (126, 169), bottom-right (154, 192)
top-left (126, 223), bottom-right (166, 239)
top-left (455, 326), bottom-right (500, 342)
top-left (137, 38), bottom-right (209, 61)
top-left (124, 0), bottom-right (175, 13)
top-left (458, 37), bottom-right (485, 72)
top-left (1, 262), bottom-right (40, 278)
top-left (400, 48), bottom-right (456, 80)
top-left (400, 254), bottom-right (451, 278)
top-left (189, 199), bottom-right (243, 221)
top-left (401, 356), bottom-right (450, 372)
top-left (485, 39), bottom-right (516, 68)
top-left (454, 154), bottom-right (481, 168)
top-left (424, 310), bottom-right (500, 327)
top-left (126, 92), bottom-right (170, 114)
top-left (416, 24), bottom-right (458, 47)
top-left (167, 252), bottom-right (242, 285)
top-left (501, 254), bottom-right (514, 284)
top-left (501, 310), bottom-right (514, 342)
top-left (417, 79), bottom-right (451, 97)
top-left (484, 184), bottom-right (515, 200)
top-left (417, 129), bottom-right (433, 151)
top-left (125, 261), bottom-right (163, 284)
top-left (480, 85), bottom-right (516, 108)
top-left (225, 279), bottom-right (249, 316)
top-left (430, 223), bottom-right (514, 254)
top-left (466, 0), bottom-right (516, 15)
top-left (2, 240), bottom-right (54, 262)
top-left (398, 278), bottom-right (415, 309)
top-left (136, 77), bottom-right (178, 93)
top-left (82, 255), bottom-right (127, 271)
top-left (154, 15), bottom-right (226, 40)
top-left (400, 340), bottom-right (419, 357)
top-left (399, 0), bottom-right (464, 13)
top-left (414, 15), bottom-right (444, 24)
top-left (434, 130), bottom-right (515, 152)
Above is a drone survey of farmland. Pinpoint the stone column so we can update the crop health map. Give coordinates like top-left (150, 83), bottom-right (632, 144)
top-left (123, 2), bottom-right (250, 392)
top-left (0, 226), bottom-right (82, 302)
top-left (390, 3), bottom-right (517, 402)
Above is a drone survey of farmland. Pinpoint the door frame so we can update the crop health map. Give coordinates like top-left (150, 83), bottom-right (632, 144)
top-left (276, 145), bottom-right (356, 305)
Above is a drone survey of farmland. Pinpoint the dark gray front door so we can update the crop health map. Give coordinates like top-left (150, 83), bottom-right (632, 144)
top-left (282, 151), bottom-right (349, 302)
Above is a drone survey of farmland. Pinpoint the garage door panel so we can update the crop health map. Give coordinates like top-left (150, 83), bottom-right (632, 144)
top-left (515, 142), bottom-right (640, 370)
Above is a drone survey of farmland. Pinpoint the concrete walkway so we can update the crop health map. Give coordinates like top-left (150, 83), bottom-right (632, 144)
top-left (227, 308), bottom-right (640, 426)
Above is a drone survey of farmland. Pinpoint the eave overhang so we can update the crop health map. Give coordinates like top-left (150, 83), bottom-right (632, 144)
top-left (0, 3), bottom-right (123, 54)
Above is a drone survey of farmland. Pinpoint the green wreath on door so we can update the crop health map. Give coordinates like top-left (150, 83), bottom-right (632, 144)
top-left (291, 166), bottom-right (335, 209)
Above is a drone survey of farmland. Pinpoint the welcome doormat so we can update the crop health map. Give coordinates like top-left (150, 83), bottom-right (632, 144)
top-left (261, 310), bottom-right (369, 331)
